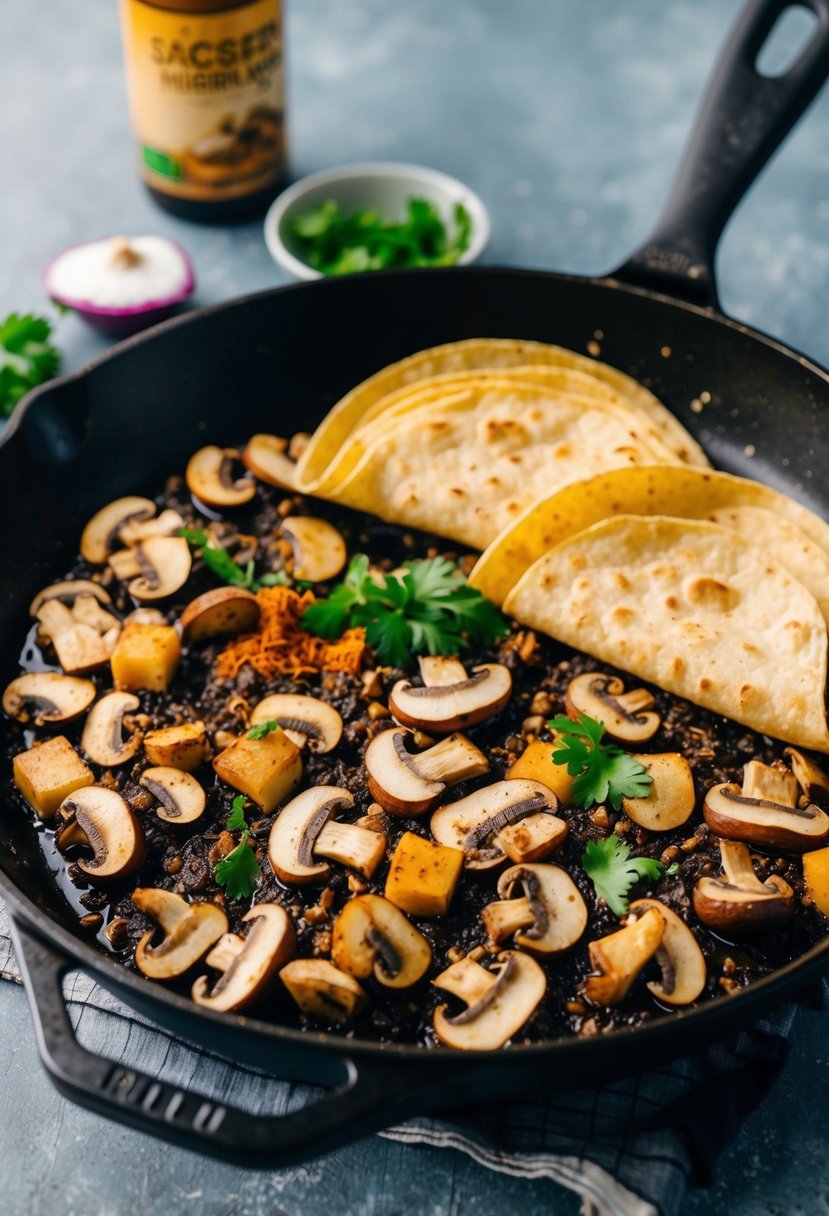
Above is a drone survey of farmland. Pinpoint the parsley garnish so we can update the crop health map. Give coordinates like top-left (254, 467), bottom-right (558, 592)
top-left (548, 713), bottom-right (653, 810)
top-left (0, 313), bottom-right (61, 417)
top-left (246, 719), bottom-right (280, 741)
top-left (214, 794), bottom-right (260, 901)
top-left (288, 197), bottom-right (473, 276)
top-left (179, 527), bottom-right (286, 592)
top-left (582, 836), bottom-right (671, 916)
top-left (302, 554), bottom-right (508, 666)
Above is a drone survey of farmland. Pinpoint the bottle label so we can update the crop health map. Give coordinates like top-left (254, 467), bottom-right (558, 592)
top-left (119, 0), bottom-right (285, 202)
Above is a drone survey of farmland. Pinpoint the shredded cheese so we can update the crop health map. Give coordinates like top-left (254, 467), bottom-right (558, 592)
top-left (215, 586), bottom-right (365, 681)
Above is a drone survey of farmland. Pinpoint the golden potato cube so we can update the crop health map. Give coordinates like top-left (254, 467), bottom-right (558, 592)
top-left (144, 722), bottom-right (211, 772)
top-left (508, 738), bottom-right (574, 806)
top-left (13, 735), bottom-right (94, 820)
top-left (111, 622), bottom-right (181, 692)
top-left (385, 831), bottom-right (464, 918)
top-left (213, 729), bottom-right (302, 812)
top-left (804, 847), bottom-right (829, 918)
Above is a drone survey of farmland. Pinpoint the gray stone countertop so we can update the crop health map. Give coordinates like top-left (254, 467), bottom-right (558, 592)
top-left (1, 0), bottom-right (829, 1212)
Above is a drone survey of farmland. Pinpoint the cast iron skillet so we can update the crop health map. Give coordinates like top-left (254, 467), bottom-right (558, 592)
top-left (3, 0), bottom-right (829, 1166)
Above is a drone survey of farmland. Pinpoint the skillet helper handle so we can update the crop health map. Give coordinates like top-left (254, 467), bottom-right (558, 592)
top-left (615, 0), bottom-right (829, 308)
top-left (10, 918), bottom-right (433, 1166)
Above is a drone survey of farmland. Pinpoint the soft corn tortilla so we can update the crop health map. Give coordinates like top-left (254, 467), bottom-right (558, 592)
top-left (321, 382), bottom-right (685, 551)
top-left (502, 515), bottom-right (829, 752)
top-left (470, 465), bottom-right (829, 620)
top-left (294, 337), bottom-right (708, 489)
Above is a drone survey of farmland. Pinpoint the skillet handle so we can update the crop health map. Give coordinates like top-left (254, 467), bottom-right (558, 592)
top-left (615, 0), bottom-right (829, 308)
top-left (10, 917), bottom-right (440, 1167)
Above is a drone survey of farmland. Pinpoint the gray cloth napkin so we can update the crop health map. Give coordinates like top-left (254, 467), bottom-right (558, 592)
top-left (0, 899), bottom-right (797, 1216)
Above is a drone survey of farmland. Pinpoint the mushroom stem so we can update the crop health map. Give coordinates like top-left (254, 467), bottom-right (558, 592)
top-left (719, 840), bottom-right (773, 893)
top-left (418, 656), bottom-right (469, 687)
top-left (411, 733), bottom-right (488, 783)
top-left (482, 896), bottom-right (536, 944)
top-left (742, 760), bottom-right (798, 808)
top-left (315, 820), bottom-right (386, 879)
top-left (433, 956), bottom-right (495, 1005)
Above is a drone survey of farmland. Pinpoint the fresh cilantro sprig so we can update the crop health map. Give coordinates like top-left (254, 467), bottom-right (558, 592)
top-left (582, 835), bottom-right (679, 916)
top-left (0, 313), bottom-right (61, 417)
top-left (214, 794), bottom-right (260, 901)
top-left (178, 527), bottom-right (286, 593)
top-left (302, 553), bottom-right (508, 666)
top-left (246, 719), bottom-right (280, 741)
top-left (549, 713), bottom-right (653, 810)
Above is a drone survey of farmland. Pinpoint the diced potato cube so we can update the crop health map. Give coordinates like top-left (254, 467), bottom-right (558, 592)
top-left (385, 831), bottom-right (464, 917)
top-left (213, 729), bottom-right (302, 812)
top-left (111, 622), bottom-right (181, 692)
top-left (144, 721), bottom-right (211, 772)
top-left (13, 735), bottom-right (94, 820)
top-left (804, 846), bottom-right (829, 918)
top-left (508, 738), bottom-right (574, 806)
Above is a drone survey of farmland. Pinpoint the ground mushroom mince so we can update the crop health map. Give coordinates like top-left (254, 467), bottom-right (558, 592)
top-left (4, 447), bottom-right (829, 1050)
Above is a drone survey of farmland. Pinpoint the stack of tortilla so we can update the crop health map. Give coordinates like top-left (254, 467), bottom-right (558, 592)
top-left (296, 338), bottom-right (829, 751)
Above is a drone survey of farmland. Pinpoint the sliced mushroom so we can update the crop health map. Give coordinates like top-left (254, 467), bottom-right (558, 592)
top-left (243, 433), bottom-right (297, 490)
top-left (118, 508), bottom-right (185, 545)
top-left (280, 516), bottom-right (347, 582)
top-left (140, 767), bottom-right (206, 825)
top-left (622, 753), bottom-right (695, 832)
top-left (80, 496), bottom-right (156, 564)
top-left (249, 694), bottom-right (343, 753)
top-left (3, 672), bottom-right (96, 726)
top-left (81, 691), bottom-right (143, 767)
top-left (36, 599), bottom-right (115, 674)
top-left (132, 888), bottom-right (228, 979)
top-left (388, 655), bottom-right (512, 735)
top-left (703, 759), bottom-right (829, 852)
top-left (280, 958), bottom-right (367, 1022)
top-left (331, 894), bottom-right (431, 989)
top-left (29, 579), bottom-right (112, 617)
top-left (191, 903), bottom-right (296, 1013)
top-left (72, 594), bottom-right (121, 636)
top-left (482, 863), bottom-right (587, 955)
top-left (430, 780), bottom-right (567, 872)
top-left (56, 786), bottom-right (145, 879)
top-left (114, 536), bottom-right (192, 602)
top-left (583, 906), bottom-right (665, 1006)
top-left (268, 786), bottom-right (386, 884)
top-left (432, 951), bottom-right (546, 1050)
top-left (784, 747), bottom-right (829, 808)
top-left (179, 586), bottom-right (260, 641)
top-left (186, 445), bottom-right (255, 508)
top-left (693, 839), bottom-right (795, 936)
top-left (629, 899), bottom-right (706, 1006)
top-left (144, 721), bottom-right (210, 771)
top-left (365, 727), bottom-right (488, 817)
top-left (13, 735), bottom-right (94, 819)
top-left (565, 673), bottom-right (660, 745)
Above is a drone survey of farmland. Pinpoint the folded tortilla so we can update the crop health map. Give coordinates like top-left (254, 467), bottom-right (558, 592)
top-left (294, 337), bottom-right (708, 490)
top-left (321, 382), bottom-right (685, 551)
top-left (502, 515), bottom-right (829, 752)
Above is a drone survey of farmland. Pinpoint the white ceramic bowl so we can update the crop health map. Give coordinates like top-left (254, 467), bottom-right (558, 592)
top-left (264, 162), bottom-right (490, 281)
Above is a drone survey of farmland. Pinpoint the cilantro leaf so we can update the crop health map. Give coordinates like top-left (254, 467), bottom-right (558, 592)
top-left (582, 836), bottom-right (668, 916)
top-left (214, 839), bottom-right (260, 902)
top-left (0, 313), bottom-right (61, 417)
top-left (549, 713), bottom-right (652, 809)
top-left (178, 527), bottom-right (281, 592)
top-left (226, 795), bottom-right (248, 833)
top-left (246, 719), bottom-right (281, 741)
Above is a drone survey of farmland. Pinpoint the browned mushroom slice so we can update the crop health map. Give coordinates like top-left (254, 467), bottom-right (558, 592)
top-left (132, 888), bottom-right (228, 979)
top-left (280, 958), bottom-right (367, 1023)
top-left (388, 655), bottom-right (512, 735)
top-left (784, 747), bottom-right (829, 807)
top-left (29, 579), bottom-right (112, 617)
top-left (432, 952), bottom-right (546, 1050)
top-left (186, 445), bottom-right (255, 508)
top-left (331, 894), bottom-right (431, 989)
top-left (118, 536), bottom-right (192, 602)
top-left (36, 599), bottom-right (116, 674)
top-left (56, 786), bottom-right (145, 879)
top-left (629, 899), bottom-right (706, 1006)
top-left (80, 496), bottom-right (156, 564)
top-left (482, 863), bottom-right (587, 955)
top-left (268, 786), bottom-right (386, 884)
top-left (81, 691), bottom-right (143, 767)
top-left (139, 767), bottom-right (206, 824)
top-left (622, 753), bottom-right (695, 831)
top-left (693, 839), bottom-right (795, 936)
top-left (3, 672), bottom-right (96, 726)
top-left (191, 904), bottom-right (296, 1012)
top-left (280, 516), bottom-right (347, 582)
top-left (243, 434), bottom-right (298, 489)
top-left (118, 508), bottom-right (185, 545)
top-left (365, 727), bottom-right (488, 817)
top-left (703, 759), bottom-right (829, 852)
top-left (179, 586), bottom-right (261, 641)
top-left (583, 906), bottom-right (665, 1006)
top-left (565, 673), bottom-right (660, 745)
top-left (430, 780), bottom-right (566, 872)
top-left (249, 693), bottom-right (343, 753)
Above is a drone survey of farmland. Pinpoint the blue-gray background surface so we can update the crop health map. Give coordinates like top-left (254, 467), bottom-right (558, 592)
top-left (1, 0), bottom-right (828, 1212)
